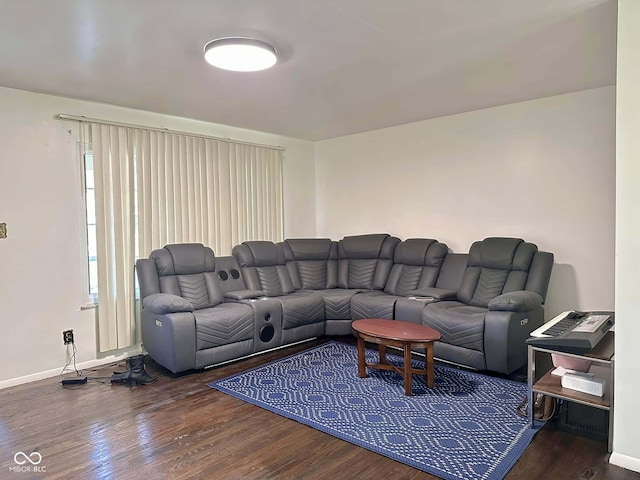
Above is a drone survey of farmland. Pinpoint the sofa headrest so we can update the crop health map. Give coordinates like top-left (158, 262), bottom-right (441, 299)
top-left (468, 237), bottom-right (537, 271)
top-left (339, 234), bottom-right (399, 259)
top-left (151, 243), bottom-right (215, 276)
top-left (282, 238), bottom-right (336, 261)
top-left (234, 241), bottom-right (285, 267)
top-left (394, 238), bottom-right (448, 267)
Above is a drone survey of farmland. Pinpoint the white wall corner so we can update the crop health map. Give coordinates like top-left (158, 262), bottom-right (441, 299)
top-left (610, 452), bottom-right (640, 474)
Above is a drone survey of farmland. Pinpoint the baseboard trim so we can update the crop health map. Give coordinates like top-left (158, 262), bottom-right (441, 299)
top-left (610, 452), bottom-right (640, 473)
top-left (203, 337), bottom-right (318, 370)
top-left (0, 347), bottom-right (143, 390)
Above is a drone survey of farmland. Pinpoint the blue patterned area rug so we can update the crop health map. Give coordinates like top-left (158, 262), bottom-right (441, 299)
top-left (208, 341), bottom-right (542, 480)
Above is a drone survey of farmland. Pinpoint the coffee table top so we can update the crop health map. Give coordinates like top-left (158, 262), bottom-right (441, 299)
top-left (352, 319), bottom-right (441, 343)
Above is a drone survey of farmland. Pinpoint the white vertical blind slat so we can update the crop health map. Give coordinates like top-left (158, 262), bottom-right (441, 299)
top-left (122, 129), bottom-right (136, 346)
top-left (178, 136), bottom-right (189, 240)
top-left (163, 135), bottom-right (174, 244)
top-left (92, 125), bottom-right (115, 351)
top-left (203, 140), bottom-right (215, 249)
top-left (194, 138), bottom-right (204, 243)
top-left (218, 141), bottom-right (232, 253)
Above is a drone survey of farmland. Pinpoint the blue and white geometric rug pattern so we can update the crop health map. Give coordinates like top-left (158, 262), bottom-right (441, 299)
top-left (208, 341), bottom-right (542, 480)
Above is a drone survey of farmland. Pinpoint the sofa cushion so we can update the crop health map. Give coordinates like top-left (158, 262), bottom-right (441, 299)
top-left (458, 238), bottom-right (538, 308)
top-left (165, 243), bottom-right (216, 274)
top-left (283, 238), bottom-right (335, 261)
top-left (232, 241), bottom-right (295, 296)
top-left (281, 238), bottom-right (338, 290)
top-left (337, 234), bottom-right (400, 289)
top-left (422, 301), bottom-right (486, 352)
top-left (277, 291), bottom-right (325, 329)
top-left (393, 238), bottom-right (448, 267)
top-left (297, 261), bottom-right (333, 289)
top-left (340, 234), bottom-right (395, 259)
top-left (383, 238), bottom-right (448, 296)
top-left (488, 291), bottom-right (543, 312)
top-left (194, 303), bottom-right (254, 351)
top-left (237, 240), bottom-right (285, 267)
top-left (255, 266), bottom-right (290, 296)
top-left (142, 293), bottom-right (194, 314)
top-left (148, 244), bottom-right (224, 308)
top-left (351, 291), bottom-right (398, 320)
top-left (151, 243), bottom-right (216, 276)
top-left (312, 289), bottom-right (361, 320)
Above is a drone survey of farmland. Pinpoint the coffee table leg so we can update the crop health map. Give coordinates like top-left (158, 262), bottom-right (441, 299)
top-left (378, 344), bottom-right (388, 365)
top-left (357, 334), bottom-right (366, 378)
top-left (426, 343), bottom-right (435, 388)
top-left (404, 343), bottom-right (412, 396)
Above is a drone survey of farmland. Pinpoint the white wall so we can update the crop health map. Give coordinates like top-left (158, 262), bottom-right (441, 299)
top-left (0, 86), bottom-right (316, 385)
top-left (611, 0), bottom-right (640, 473)
top-left (316, 87), bottom-right (616, 318)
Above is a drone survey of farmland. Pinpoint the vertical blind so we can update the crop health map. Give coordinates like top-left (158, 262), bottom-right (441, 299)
top-left (80, 122), bottom-right (284, 352)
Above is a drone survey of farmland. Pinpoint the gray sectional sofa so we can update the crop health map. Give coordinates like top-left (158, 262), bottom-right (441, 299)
top-left (136, 234), bottom-right (553, 376)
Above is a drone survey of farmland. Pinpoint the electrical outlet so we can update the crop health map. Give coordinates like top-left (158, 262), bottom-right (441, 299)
top-left (62, 329), bottom-right (74, 345)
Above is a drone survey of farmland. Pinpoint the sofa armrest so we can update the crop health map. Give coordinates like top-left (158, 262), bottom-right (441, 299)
top-left (224, 289), bottom-right (266, 301)
top-left (484, 306), bottom-right (545, 374)
top-left (407, 287), bottom-right (457, 301)
top-left (488, 291), bottom-right (543, 313)
top-left (142, 293), bottom-right (194, 314)
top-left (140, 310), bottom-right (196, 373)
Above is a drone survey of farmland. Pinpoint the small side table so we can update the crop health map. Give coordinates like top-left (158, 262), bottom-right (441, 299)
top-left (527, 331), bottom-right (614, 451)
top-left (352, 318), bottom-right (441, 396)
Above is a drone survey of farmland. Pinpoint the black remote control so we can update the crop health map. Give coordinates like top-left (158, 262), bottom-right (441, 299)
top-left (61, 377), bottom-right (87, 385)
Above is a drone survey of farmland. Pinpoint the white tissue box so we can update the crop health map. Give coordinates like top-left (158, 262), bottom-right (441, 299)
top-left (561, 372), bottom-right (605, 397)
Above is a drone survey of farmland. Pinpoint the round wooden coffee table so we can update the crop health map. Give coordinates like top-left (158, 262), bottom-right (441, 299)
top-left (351, 318), bottom-right (441, 396)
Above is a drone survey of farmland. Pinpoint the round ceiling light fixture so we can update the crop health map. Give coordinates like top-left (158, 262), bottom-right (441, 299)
top-left (204, 37), bottom-right (277, 72)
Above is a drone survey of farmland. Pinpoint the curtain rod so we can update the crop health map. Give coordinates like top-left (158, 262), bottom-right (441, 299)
top-left (57, 114), bottom-right (286, 151)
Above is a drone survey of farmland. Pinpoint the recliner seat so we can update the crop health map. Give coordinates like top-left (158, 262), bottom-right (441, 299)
top-left (136, 243), bottom-right (255, 373)
top-left (281, 234), bottom-right (400, 335)
top-left (350, 238), bottom-right (448, 320)
top-left (232, 240), bottom-right (325, 344)
top-left (281, 238), bottom-right (357, 322)
top-left (422, 237), bottom-right (553, 374)
top-left (327, 233), bottom-right (400, 333)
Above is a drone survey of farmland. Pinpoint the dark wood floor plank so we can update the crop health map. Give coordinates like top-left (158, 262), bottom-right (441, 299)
top-left (0, 337), bottom-right (638, 480)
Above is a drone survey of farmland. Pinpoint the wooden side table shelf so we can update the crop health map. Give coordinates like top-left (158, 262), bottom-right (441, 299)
top-left (527, 331), bottom-right (614, 451)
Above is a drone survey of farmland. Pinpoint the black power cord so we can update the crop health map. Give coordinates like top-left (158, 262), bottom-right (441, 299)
top-left (60, 341), bottom-right (81, 376)
top-left (60, 341), bottom-right (88, 386)
top-left (60, 345), bottom-right (132, 387)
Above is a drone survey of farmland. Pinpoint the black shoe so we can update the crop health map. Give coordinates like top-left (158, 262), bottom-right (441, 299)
top-left (127, 355), bottom-right (157, 385)
top-left (111, 355), bottom-right (157, 386)
top-left (110, 372), bottom-right (130, 384)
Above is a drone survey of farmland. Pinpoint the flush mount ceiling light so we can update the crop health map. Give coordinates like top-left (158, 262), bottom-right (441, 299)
top-left (204, 37), bottom-right (277, 72)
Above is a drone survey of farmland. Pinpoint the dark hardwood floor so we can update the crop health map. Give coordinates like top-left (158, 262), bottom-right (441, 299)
top-left (1, 337), bottom-right (638, 480)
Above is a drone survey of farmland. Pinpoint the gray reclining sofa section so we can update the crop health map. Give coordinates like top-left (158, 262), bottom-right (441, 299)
top-left (136, 234), bottom-right (553, 376)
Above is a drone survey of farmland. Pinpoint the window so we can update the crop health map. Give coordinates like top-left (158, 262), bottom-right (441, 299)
top-left (83, 153), bottom-right (98, 303)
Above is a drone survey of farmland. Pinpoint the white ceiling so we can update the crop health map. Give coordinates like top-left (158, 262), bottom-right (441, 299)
top-left (0, 0), bottom-right (617, 141)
